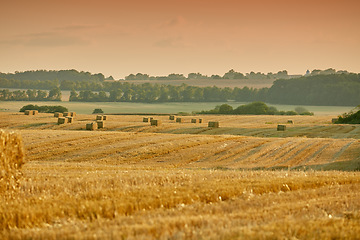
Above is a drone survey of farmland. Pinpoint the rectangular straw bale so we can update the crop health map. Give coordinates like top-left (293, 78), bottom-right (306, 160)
top-left (191, 119), bottom-right (198, 123)
top-left (24, 110), bottom-right (31, 115)
top-left (169, 115), bottom-right (175, 120)
top-left (96, 115), bottom-right (103, 120)
top-left (54, 112), bottom-right (63, 117)
top-left (70, 112), bottom-right (76, 117)
top-left (86, 122), bottom-right (97, 130)
top-left (287, 120), bottom-right (294, 124)
top-left (277, 125), bottom-right (286, 131)
top-left (199, 118), bottom-right (203, 123)
top-left (103, 115), bottom-right (107, 120)
top-left (63, 112), bottom-right (70, 117)
top-left (0, 130), bottom-right (25, 191)
top-left (58, 117), bottom-right (66, 124)
top-left (97, 120), bottom-right (105, 129)
top-left (32, 110), bottom-right (38, 115)
top-left (176, 118), bottom-right (183, 123)
top-left (208, 121), bottom-right (219, 128)
top-left (66, 117), bottom-right (74, 123)
top-left (151, 119), bottom-right (162, 126)
top-left (143, 117), bottom-right (149, 122)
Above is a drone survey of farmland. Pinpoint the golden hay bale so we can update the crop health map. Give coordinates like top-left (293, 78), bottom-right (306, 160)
top-left (143, 117), bottom-right (149, 122)
top-left (24, 110), bottom-right (31, 115)
top-left (97, 120), bottom-right (105, 129)
top-left (70, 112), bottom-right (76, 117)
top-left (191, 119), bottom-right (199, 123)
top-left (96, 115), bottom-right (103, 121)
top-left (277, 125), bottom-right (286, 131)
top-left (63, 112), bottom-right (70, 117)
top-left (199, 118), bottom-right (203, 123)
top-left (150, 119), bottom-right (162, 126)
top-left (58, 117), bottom-right (66, 124)
top-left (169, 115), bottom-right (175, 120)
top-left (32, 110), bottom-right (38, 115)
top-left (54, 112), bottom-right (63, 118)
top-left (0, 130), bottom-right (25, 191)
top-left (176, 118), bottom-right (183, 123)
top-left (103, 115), bottom-right (107, 120)
top-left (66, 117), bottom-right (74, 123)
top-left (208, 121), bottom-right (219, 128)
top-left (287, 120), bottom-right (294, 124)
top-left (86, 122), bottom-right (97, 131)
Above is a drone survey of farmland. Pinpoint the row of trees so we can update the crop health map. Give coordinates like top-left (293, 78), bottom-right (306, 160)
top-left (0, 88), bottom-right (61, 101)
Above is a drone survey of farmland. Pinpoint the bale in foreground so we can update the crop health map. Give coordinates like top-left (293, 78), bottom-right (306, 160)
top-left (0, 130), bottom-right (25, 191)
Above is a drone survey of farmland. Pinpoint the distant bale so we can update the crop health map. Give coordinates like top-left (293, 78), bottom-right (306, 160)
top-left (191, 119), bottom-right (199, 123)
top-left (103, 115), bottom-right (107, 120)
top-left (277, 125), bottom-right (286, 131)
top-left (287, 120), bottom-right (294, 124)
top-left (332, 118), bottom-right (338, 124)
top-left (169, 115), bottom-right (175, 120)
top-left (32, 110), bottom-right (38, 115)
top-left (58, 117), bottom-right (66, 124)
top-left (143, 117), bottom-right (150, 122)
top-left (97, 120), bottom-right (105, 129)
top-left (199, 118), bottom-right (203, 123)
top-left (0, 130), bottom-right (26, 191)
top-left (70, 112), bottom-right (76, 117)
top-left (66, 117), bottom-right (74, 123)
top-left (54, 112), bottom-right (63, 118)
top-left (151, 119), bottom-right (162, 126)
top-left (96, 115), bottom-right (103, 121)
top-left (208, 121), bottom-right (219, 128)
top-left (176, 118), bottom-right (183, 123)
top-left (63, 112), bottom-right (70, 117)
top-left (86, 122), bottom-right (97, 131)
top-left (24, 110), bottom-right (31, 115)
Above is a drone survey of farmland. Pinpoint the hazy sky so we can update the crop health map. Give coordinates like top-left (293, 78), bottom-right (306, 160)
top-left (1, 0), bottom-right (360, 79)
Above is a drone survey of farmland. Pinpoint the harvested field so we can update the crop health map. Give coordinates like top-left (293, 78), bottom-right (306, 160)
top-left (0, 112), bottom-right (359, 239)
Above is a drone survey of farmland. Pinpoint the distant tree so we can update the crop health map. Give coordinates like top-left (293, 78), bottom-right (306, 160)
top-left (92, 108), bottom-right (104, 114)
top-left (218, 104), bottom-right (233, 114)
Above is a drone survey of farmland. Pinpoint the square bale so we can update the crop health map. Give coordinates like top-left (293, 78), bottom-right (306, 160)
top-left (151, 119), bottom-right (162, 126)
top-left (103, 115), bottom-right (107, 120)
top-left (32, 110), bottom-right (38, 115)
top-left (63, 112), bottom-right (70, 117)
top-left (169, 115), bottom-right (175, 120)
top-left (287, 120), bottom-right (294, 124)
top-left (66, 117), bottom-right (74, 123)
top-left (277, 125), bottom-right (286, 131)
top-left (24, 110), bottom-right (31, 115)
top-left (70, 112), bottom-right (76, 117)
top-left (86, 122), bottom-right (97, 131)
top-left (199, 118), bottom-right (203, 123)
top-left (176, 118), bottom-right (183, 123)
top-left (96, 115), bottom-right (103, 121)
top-left (208, 121), bottom-right (219, 128)
top-left (97, 120), bottom-right (105, 129)
top-left (191, 119), bottom-right (199, 123)
top-left (58, 117), bottom-right (66, 124)
top-left (54, 112), bottom-right (63, 118)
top-left (143, 117), bottom-right (150, 122)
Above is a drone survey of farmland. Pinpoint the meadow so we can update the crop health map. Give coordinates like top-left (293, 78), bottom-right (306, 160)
top-left (0, 112), bottom-right (359, 239)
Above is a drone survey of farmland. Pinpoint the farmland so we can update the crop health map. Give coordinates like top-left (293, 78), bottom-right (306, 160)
top-left (1, 112), bottom-right (360, 239)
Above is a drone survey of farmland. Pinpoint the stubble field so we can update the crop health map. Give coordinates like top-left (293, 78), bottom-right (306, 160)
top-left (0, 112), bottom-right (359, 239)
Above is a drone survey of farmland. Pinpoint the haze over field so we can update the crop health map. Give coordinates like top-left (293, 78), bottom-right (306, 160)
top-left (1, 0), bottom-right (360, 79)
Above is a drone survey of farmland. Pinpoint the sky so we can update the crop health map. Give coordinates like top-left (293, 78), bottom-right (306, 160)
top-left (1, 0), bottom-right (360, 79)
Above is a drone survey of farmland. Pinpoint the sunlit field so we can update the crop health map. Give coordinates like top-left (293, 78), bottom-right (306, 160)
top-left (1, 112), bottom-right (359, 239)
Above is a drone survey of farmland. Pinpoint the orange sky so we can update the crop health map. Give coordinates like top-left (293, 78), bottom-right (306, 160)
top-left (1, 0), bottom-right (360, 79)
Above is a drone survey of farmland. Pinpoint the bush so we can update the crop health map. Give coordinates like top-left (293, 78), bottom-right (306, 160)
top-left (19, 105), bottom-right (68, 113)
top-left (336, 107), bottom-right (360, 124)
top-left (92, 108), bottom-right (104, 114)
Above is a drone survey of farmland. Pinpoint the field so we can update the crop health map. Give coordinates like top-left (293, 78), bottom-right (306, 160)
top-left (1, 112), bottom-right (360, 239)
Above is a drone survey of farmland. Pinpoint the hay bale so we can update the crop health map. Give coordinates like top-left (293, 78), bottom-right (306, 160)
top-left (97, 120), bottom-right (105, 129)
top-left (199, 118), bottom-right (203, 123)
top-left (176, 118), bottom-right (183, 123)
top-left (0, 130), bottom-right (25, 191)
top-left (24, 110), bottom-right (31, 115)
top-left (277, 125), bottom-right (286, 131)
top-left (169, 115), bottom-right (175, 120)
top-left (58, 117), bottom-right (66, 124)
top-left (32, 110), bottom-right (38, 115)
top-left (143, 117), bottom-right (149, 122)
top-left (96, 115), bottom-right (103, 121)
top-left (191, 119), bottom-right (199, 123)
top-left (151, 119), bottom-right (162, 126)
top-left (66, 117), bottom-right (74, 123)
top-left (63, 112), bottom-right (70, 117)
top-left (287, 120), bottom-right (294, 124)
top-left (86, 122), bottom-right (97, 131)
top-left (332, 118), bottom-right (338, 124)
top-left (208, 121), bottom-right (219, 128)
top-left (54, 112), bottom-right (63, 118)
top-left (70, 112), bottom-right (76, 117)
top-left (103, 115), bottom-right (107, 120)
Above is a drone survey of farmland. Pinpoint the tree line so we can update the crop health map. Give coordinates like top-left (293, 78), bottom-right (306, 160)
top-left (0, 88), bottom-right (61, 101)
